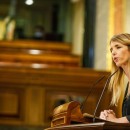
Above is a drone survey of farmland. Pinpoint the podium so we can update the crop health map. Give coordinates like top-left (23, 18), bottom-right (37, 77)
top-left (45, 101), bottom-right (130, 130)
top-left (45, 122), bottom-right (130, 130)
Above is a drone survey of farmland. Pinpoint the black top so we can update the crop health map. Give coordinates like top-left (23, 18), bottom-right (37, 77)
top-left (122, 83), bottom-right (130, 122)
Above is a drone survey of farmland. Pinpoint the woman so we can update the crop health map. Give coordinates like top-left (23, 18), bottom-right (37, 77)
top-left (99, 33), bottom-right (130, 123)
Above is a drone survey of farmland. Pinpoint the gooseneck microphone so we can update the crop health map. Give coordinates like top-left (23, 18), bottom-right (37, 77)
top-left (93, 69), bottom-right (118, 122)
top-left (80, 76), bottom-right (105, 113)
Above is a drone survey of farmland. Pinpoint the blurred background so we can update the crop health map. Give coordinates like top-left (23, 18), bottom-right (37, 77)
top-left (0, 0), bottom-right (130, 129)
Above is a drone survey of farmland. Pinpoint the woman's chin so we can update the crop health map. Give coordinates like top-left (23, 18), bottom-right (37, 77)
top-left (115, 63), bottom-right (121, 67)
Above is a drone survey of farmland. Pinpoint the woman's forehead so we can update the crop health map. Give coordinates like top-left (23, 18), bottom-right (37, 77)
top-left (110, 41), bottom-right (122, 47)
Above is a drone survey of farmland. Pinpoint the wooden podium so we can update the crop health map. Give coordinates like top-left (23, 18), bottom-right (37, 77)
top-left (45, 122), bottom-right (130, 130)
top-left (45, 101), bottom-right (130, 130)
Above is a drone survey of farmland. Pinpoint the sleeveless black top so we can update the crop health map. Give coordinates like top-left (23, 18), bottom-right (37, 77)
top-left (122, 83), bottom-right (130, 122)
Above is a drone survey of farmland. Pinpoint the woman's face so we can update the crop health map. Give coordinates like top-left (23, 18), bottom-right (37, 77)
top-left (110, 41), bottom-right (130, 68)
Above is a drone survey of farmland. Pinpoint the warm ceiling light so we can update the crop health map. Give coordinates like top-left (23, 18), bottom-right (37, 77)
top-left (25, 0), bottom-right (34, 5)
top-left (70, 0), bottom-right (80, 3)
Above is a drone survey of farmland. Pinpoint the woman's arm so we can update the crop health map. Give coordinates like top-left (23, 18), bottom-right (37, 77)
top-left (106, 113), bottom-right (129, 123)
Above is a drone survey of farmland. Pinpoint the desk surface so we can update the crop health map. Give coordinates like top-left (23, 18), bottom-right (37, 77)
top-left (45, 122), bottom-right (130, 130)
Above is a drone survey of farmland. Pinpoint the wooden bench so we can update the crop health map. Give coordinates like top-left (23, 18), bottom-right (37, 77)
top-left (0, 40), bottom-right (71, 54)
top-left (0, 40), bottom-right (81, 68)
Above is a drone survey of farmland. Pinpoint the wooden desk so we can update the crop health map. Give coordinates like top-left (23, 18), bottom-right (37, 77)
top-left (45, 122), bottom-right (130, 130)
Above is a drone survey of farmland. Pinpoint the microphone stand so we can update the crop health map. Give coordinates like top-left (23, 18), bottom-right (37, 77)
top-left (93, 69), bottom-right (118, 123)
top-left (80, 76), bottom-right (105, 113)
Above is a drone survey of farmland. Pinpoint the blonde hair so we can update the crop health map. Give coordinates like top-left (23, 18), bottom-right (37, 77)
top-left (109, 33), bottom-right (130, 105)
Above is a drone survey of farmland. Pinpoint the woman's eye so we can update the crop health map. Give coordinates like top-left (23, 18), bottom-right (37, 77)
top-left (116, 46), bottom-right (121, 49)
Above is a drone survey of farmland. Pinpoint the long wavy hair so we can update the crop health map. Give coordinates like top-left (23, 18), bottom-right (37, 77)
top-left (109, 33), bottom-right (130, 105)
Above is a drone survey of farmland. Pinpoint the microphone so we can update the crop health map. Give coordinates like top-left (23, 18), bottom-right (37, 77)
top-left (80, 75), bottom-right (105, 113)
top-left (93, 69), bottom-right (118, 122)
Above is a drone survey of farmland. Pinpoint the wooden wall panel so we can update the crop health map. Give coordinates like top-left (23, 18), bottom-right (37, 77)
top-left (0, 67), bottom-right (110, 128)
top-left (0, 87), bottom-right (26, 124)
top-left (25, 87), bottom-right (45, 125)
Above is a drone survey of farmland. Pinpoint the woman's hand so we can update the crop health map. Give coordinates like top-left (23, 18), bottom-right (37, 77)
top-left (100, 109), bottom-right (129, 123)
top-left (106, 110), bottom-right (116, 122)
top-left (99, 109), bottom-right (116, 121)
top-left (99, 110), bottom-right (109, 120)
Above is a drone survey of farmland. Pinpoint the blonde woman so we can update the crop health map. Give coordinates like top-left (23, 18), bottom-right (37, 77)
top-left (100, 33), bottom-right (130, 123)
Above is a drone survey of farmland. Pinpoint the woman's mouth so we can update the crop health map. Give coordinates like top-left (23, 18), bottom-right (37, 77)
top-left (113, 57), bottom-right (118, 63)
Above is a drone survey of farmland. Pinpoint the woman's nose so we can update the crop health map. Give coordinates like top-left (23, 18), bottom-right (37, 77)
top-left (112, 50), bottom-right (116, 56)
